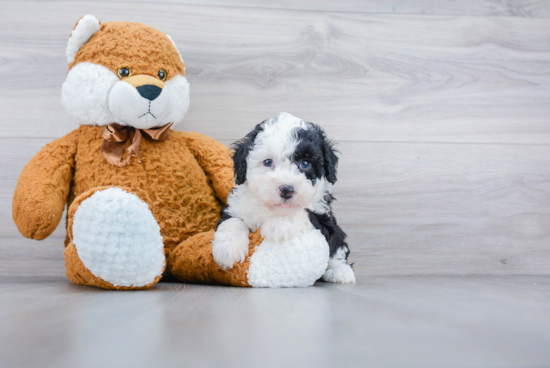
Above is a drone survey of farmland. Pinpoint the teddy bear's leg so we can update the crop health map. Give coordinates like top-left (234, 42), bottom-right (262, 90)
top-left (64, 186), bottom-right (165, 290)
top-left (167, 230), bottom-right (263, 287)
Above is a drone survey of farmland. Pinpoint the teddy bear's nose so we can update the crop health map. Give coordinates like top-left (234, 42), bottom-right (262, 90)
top-left (136, 84), bottom-right (162, 101)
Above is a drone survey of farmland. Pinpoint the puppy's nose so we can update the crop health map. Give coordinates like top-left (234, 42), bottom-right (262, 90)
top-left (136, 84), bottom-right (162, 101)
top-left (279, 185), bottom-right (294, 200)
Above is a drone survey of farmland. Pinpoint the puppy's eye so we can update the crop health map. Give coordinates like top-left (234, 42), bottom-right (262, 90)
top-left (299, 160), bottom-right (311, 170)
top-left (263, 159), bottom-right (273, 167)
top-left (158, 69), bottom-right (167, 81)
top-left (118, 67), bottom-right (131, 79)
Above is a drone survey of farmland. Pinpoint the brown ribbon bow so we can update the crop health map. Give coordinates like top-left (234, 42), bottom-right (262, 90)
top-left (100, 122), bottom-right (173, 167)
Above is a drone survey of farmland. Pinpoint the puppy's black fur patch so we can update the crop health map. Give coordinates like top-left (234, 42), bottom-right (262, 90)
top-left (216, 206), bottom-right (233, 229)
top-left (231, 121), bottom-right (266, 185)
top-left (292, 123), bottom-right (339, 184)
top-left (307, 197), bottom-right (350, 260)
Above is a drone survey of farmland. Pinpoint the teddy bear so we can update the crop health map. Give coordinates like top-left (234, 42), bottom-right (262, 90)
top-left (12, 15), bottom-right (265, 290)
top-left (13, 15), bottom-right (353, 289)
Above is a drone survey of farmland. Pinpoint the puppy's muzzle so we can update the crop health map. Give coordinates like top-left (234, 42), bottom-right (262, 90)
top-left (279, 185), bottom-right (295, 200)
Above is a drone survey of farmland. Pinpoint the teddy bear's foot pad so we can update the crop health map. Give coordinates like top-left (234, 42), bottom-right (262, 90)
top-left (72, 187), bottom-right (165, 288)
top-left (247, 229), bottom-right (329, 288)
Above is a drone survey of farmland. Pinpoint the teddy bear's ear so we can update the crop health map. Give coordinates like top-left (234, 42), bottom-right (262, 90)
top-left (166, 35), bottom-right (184, 63)
top-left (66, 15), bottom-right (101, 64)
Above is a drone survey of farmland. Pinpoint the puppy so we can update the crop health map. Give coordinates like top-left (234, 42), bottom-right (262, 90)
top-left (213, 112), bottom-right (356, 283)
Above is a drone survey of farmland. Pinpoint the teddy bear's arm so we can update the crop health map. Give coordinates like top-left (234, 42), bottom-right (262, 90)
top-left (12, 131), bottom-right (77, 240)
top-left (182, 132), bottom-right (234, 204)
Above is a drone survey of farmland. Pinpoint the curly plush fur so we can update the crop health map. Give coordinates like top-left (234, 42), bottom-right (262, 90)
top-left (12, 16), bottom-right (248, 290)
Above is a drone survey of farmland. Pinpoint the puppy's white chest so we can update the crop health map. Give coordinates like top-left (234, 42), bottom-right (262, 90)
top-left (247, 228), bottom-right (329, 288)
top-left (259, 211), bottom-right (312, 243)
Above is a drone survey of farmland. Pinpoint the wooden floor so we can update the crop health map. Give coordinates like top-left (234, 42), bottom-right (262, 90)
top-left (1, 1), bottom-right (550, 367)
top-left (0, 275), bottom-right (549, 368)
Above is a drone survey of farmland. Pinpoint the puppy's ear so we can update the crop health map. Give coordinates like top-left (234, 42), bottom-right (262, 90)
top-left (321, 132), bottom-right (339, 184)
top-left (231, 121), bottom-right (265, 185)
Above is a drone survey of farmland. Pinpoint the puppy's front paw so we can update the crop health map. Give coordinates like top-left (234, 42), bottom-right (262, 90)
top-left (323, 262), bottom-right (356, 283)
top-left (212, 218), bottom-right (250, 269)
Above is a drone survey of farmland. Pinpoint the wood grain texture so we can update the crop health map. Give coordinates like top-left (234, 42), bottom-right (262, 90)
top-left (336, 142), bottom-right (550, 275)
top-left (0, 238), bottom-right (65, 278)
top-left (1, 0), bottom-right (549, 276)
top-left (1, 275), bottom-right (549, 368)
top-left (3, 138), bottom-right (549, 275)
top-left (1, 1), bottom-right (550, 144)
top-left (36, 0), bottom-right (550, 18)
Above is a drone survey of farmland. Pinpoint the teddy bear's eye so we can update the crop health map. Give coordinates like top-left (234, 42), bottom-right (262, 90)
top-left (118, 67), bottom-right (131, 79)
top-left (158, 69), bottom-right (167, 81)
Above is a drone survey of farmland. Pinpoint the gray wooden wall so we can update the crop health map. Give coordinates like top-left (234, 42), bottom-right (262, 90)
top-left (1, 0), bottom-right (549, 277)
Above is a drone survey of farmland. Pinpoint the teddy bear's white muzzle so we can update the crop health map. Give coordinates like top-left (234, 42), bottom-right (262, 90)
top-left (62, 62), bottom-right (190, 128)
top-left (108, 79), bottom-right (173, 130)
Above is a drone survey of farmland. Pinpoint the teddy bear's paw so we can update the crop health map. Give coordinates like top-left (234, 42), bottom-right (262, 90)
top-left (212, 218), bottom-right (250, 269)
top-left (247, 229), bottom-right (329, 288)
top-left (322, 262), bottom-right (356, 284)
top-left (72, 187), bottom-right (165, 287)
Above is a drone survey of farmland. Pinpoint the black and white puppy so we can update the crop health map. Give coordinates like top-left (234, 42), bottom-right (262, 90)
top-left (213, 112), bottom-right (356, 285)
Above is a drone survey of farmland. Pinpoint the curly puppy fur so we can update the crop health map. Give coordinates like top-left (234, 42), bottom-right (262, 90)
top-left (214, 113), bottom-right (356, 285)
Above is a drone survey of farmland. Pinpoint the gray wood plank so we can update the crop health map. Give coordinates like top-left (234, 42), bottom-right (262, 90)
top-left (336, 142), bottom-right (550, 275)
top-left (0, 237), bottom-right (65, 278)
top-left (3, 138), bottom-right (550, 275)
top-left (33, 0), bottom-right (550, 18)
top-left (1, 1), bottom-right (550, 143)
top-left (0, 275), bottom-right (549, 368)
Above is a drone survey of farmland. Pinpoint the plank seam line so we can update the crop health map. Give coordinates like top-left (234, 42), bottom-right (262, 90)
top-left (0, 237), bottom-right (67, 239)
top-left (3, 137), bottom-right (550, 147)
top-left (335, 140), bottom-right (550, 146)
top-left (107, 1), bottom-right (550, 20)
top-left (3, 0), bottom-right (549, 20)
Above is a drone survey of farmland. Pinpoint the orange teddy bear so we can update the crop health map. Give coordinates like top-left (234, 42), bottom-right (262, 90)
top-left (12, 15), bottom-right (264, 289)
